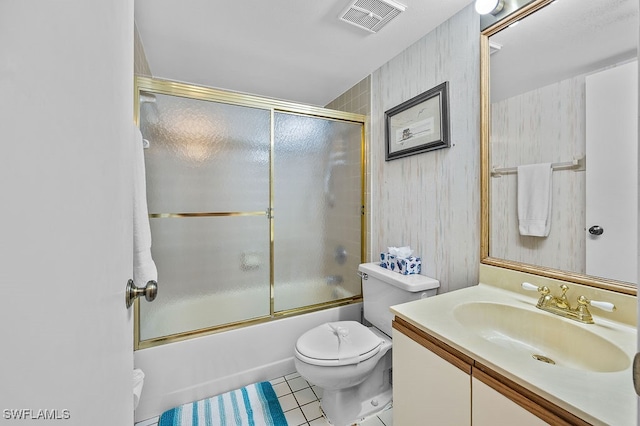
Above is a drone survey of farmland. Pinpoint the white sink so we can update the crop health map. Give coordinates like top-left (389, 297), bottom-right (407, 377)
top-left (453, 301), bottom-right (630, 373)
top-left (390, 282), bottom-right (637, 425)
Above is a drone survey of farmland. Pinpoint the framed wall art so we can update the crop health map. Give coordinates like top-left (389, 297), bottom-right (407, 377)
top-left (385, 81), bottom-right (450, 161)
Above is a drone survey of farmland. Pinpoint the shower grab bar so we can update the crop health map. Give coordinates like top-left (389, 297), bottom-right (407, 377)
top-left (491, 155), bottom-right (585, 177)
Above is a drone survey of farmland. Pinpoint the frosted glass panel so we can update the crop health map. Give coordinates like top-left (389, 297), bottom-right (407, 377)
top-left (273, 113), bottom-right (363, 311)
top-left (139, 94), bottom-right (270, 213)
top-left (136, 85), bottom-right (364, 346)
top-left (139, 216), bottom-right (270, 341)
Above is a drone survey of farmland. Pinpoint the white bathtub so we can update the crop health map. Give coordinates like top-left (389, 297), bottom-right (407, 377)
top-left (140, 279), bottom-right (358, 341)
top-left (134, 299), bottom-right (362, 422)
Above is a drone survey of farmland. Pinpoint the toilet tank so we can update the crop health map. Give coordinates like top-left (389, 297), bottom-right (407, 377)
top-left (358, 262), bottom-right (439, 337)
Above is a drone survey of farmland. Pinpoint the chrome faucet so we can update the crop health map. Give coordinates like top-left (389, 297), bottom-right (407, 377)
top-left (521, 282), bottom-right (616, 324)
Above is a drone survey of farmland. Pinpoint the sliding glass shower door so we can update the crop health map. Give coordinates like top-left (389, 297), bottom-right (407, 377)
top-left (135, 77), bottom-right (364, 349)
top-left (273, 113), bottom-right (363, 312)
top-left (138, 93), bottom-right (272, 342)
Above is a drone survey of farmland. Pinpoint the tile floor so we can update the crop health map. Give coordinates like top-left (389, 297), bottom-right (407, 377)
top-left (135, 371), bottom-right (393, 426)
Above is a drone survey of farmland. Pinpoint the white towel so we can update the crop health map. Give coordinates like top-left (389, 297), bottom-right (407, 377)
top-left (133, 369), bottom-right (145, 410)
top-left (517, 163), bottom-right (552, 237)
top-left (133, 124), bottom-right (158, 286)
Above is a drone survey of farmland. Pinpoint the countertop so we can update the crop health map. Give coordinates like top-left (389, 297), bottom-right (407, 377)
top-left (390, 283), bottom-right (637, 425)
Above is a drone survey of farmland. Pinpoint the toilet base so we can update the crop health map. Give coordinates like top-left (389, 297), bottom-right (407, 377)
top-left (320, 388), bottom-right (392, 426)
top-left (295, 325), bottom-right (393, 426)
top-left (317, 342), bottom-right (392, 426)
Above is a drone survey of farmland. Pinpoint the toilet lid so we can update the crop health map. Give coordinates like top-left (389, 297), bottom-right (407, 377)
top-left (295, 321), bottom-right (383, 367)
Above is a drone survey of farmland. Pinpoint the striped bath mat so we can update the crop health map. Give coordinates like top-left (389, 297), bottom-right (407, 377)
top-left (159, 381), bottom-right (288, 426)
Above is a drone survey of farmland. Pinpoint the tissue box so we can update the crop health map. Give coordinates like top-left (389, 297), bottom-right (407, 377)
top-left (380, 252), bottom-right (421, 275)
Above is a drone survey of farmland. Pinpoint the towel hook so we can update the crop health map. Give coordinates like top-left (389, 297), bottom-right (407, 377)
top-left (125, 279), bottom-right (158, 309)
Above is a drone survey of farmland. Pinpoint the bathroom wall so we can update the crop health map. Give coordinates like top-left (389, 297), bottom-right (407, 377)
top-left (135, 22), bottom-right (152, 76)
top-left (490, 74), bottom-right (586, 273)
top-left (369, 4), bottom-right (481, 293)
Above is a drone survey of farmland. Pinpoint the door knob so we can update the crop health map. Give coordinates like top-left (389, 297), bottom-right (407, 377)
top-left (125, 279), bottom-right (158, 309)
top-left (588, 225), bottom-right (604, 235)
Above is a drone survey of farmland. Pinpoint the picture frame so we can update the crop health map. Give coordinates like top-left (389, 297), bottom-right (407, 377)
top-left (385, 81), bottom-right (450, 161)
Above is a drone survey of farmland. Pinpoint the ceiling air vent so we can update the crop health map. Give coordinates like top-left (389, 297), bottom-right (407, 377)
top-left (339, 0), bottom-right (406, 33)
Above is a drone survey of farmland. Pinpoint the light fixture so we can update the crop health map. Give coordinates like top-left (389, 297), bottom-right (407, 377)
top-left (475, 0), bottom-right (505, 15)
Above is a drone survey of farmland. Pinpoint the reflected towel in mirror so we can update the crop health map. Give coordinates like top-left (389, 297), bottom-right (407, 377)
top-left (517, 163), bottom-right (552, 237)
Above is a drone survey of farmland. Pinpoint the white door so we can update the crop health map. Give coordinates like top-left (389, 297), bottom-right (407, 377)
top-left (0, 1), bottom-right (134, 425)
top-left (585, 60), bottom-right (638, 284)
top-left (636, 43), bottom-right (640, 426)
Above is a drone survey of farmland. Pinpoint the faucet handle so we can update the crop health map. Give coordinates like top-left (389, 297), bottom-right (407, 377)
top-left (521, 282), bottom-right (549, 294)
top-left (578, 295), bottom-right (617, 312)
top-left (523, 282), bottom-right (552, 310)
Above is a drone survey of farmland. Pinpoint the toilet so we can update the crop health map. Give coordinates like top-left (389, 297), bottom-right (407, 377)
top-left (294, 262), bottom-right (439, 426)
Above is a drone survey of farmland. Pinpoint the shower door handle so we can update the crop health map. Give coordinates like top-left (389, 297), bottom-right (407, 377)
top-left (125, 279), bottom-right (158, 309)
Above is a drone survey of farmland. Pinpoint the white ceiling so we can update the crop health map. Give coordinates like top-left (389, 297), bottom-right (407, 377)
top-left (490, 0), bottom-right (638, 102)
top-left (134, 0), bottom-right (474, 106)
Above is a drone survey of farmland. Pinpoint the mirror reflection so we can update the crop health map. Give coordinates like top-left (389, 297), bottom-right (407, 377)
top-left (484, 0), bottom-right (638, 289)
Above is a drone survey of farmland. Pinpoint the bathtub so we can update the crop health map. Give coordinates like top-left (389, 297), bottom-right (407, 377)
top-left (134, 291), bottom-right (361, 422)
top-left (140, 279), bottom-right (358, 340)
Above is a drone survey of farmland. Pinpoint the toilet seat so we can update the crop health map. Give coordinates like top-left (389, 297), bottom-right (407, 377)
top-left (295, 321), bottom-right (383, 367)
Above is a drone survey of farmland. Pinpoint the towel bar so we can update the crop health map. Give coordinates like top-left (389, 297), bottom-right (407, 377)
top-left (491, 155), bottom-right (585, 177)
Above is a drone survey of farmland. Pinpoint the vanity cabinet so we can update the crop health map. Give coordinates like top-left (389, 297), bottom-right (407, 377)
top-left (392, 318), bottom-right (589, 426)
top-left (472, 374), bottom-right (548, 426)
top-left (392, 327), bottom-right (471, 425)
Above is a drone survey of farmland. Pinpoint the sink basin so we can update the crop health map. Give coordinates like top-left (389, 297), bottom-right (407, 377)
top-left (453, 302), bottom-right (630, 373)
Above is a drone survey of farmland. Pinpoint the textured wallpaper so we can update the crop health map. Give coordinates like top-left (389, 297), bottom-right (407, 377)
top-left (134, 22), bottom-right (152, 77)
top-left (369, 4), bottom-right (481, 294)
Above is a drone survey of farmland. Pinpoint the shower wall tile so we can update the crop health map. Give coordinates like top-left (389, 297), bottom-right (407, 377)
top-left (370, 4), bottom-right (480, 294)
top-left (326, 75), bottom-right (371, 291)
top-left (490, 75), bottom-right (586, 273)
top-left (326, 76), bottom-right (371, 116)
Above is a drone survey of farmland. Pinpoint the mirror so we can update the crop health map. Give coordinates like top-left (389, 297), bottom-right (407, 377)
top-left (480, 0), bottom-right (638, 295)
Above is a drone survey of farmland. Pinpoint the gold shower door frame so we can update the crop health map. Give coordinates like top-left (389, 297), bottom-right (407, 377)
top-left (133, 76), bottom-right (367, 350)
